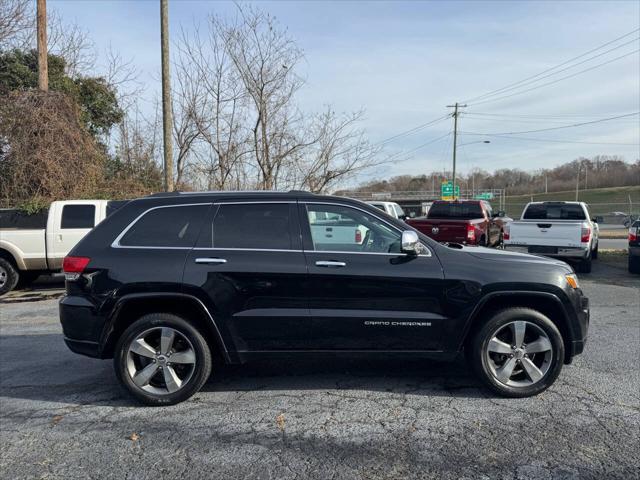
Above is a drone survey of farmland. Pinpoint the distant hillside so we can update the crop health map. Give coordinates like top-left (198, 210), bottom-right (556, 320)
top-left (504, 185), bottom-right (640, 217)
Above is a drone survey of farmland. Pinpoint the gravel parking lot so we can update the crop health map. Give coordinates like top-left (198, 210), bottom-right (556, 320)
top-left (1, 261), bottom-right (638, 479)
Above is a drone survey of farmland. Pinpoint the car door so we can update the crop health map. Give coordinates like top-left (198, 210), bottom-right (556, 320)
top-left (183, 201), bottom-right (310, 352)
top-left (483, 202), bottom-right (500, 245)
top-left (300, 201), bottom-right (447, 351)
top-left (47, 202), bottom-right (99, 269)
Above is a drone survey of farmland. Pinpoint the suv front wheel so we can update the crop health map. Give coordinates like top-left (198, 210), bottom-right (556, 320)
top-left (468, 308), bottom-right (565, 397)
top-left (114, 313), bottom-right (212, 405)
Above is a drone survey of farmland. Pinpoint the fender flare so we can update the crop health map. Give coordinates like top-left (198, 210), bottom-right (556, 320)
top-left (0, 243), bottom-right (27, 270)
top-left (459, 290), bottom-right (573, 349)
top-left (106, 292), bottom-right (231, 363)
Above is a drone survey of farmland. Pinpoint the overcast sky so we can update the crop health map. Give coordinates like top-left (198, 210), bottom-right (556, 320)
top-left (51, 0), bottom-right (640, 183)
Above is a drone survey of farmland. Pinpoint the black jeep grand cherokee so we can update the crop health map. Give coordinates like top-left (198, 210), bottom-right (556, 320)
top-left (60, 191), bottom-right (589, 405)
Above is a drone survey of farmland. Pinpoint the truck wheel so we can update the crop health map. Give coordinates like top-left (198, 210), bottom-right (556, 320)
top-left (114, 313), bottom-right (212, 406)
top-left (15, 271), bottom-right (40, 290)
top-left (576, 254), bottom-right (592, 274)
top-left (629, 255), bottom-right (640, 274)
top-left (592, 242), bottom-right (598, 260)
top-left (468, 308), bottom-right (564, 398)
top-left (0, 258), bottom-right (19, 296)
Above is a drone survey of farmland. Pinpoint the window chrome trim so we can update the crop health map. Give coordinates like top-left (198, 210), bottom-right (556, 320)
top-left (110, 199), bottom-right (432, 257)
top-left (111, 203), bottom-right (213, 249)
top-left (301, 201), bottom-right (432, 257)
top-left (193, 247), bottom-right (302, 253)
top-left (214, 201), bottom-right (297, 205)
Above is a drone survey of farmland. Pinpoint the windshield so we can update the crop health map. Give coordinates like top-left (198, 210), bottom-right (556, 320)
top-left (427, 202), bottom-right (483, 219)
top-left (523, 203), bottom-right (586, 220)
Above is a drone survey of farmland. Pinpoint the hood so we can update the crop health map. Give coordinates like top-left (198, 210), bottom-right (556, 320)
top-left (457, 245), bottom-right (572, 270)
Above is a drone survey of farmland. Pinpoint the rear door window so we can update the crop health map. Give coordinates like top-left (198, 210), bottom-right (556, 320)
top-left (205, 203), bottom-right (294, 250)
top-left (118, 204), bottom-right (209, 247)
top-left (61, 205), bottom-right (96, 229)
top-left (523, 204), bottom-right (586, 220)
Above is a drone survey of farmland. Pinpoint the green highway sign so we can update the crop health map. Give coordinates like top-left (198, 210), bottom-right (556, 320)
top-left (474, 192), bottom-right (494, 200)
top-left (441, 181), bottom-right (460, 200)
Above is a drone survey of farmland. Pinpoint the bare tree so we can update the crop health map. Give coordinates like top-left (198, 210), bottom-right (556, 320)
top-left (223, 6), bottom-right (310, 189)
top-left (297, 109), bottom-right (385, 193)
top-left (0, 2), bottom-right (95, 76)
top-left (0, 0), bottom-right (32, 49)
top-left (171, 5), bottom-right (385, 192)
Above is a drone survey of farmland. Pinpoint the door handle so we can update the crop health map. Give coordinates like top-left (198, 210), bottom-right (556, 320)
top-left (315, 260), bottom-right (346, 268)
top-left (195, 257), bottom-right (227, 264)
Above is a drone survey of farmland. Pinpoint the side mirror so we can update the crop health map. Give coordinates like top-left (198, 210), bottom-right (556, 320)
top-left (593, 216), bottom-right (602, 223)
top-left (401, 230), bottom-right (420, 255)
top-left (497, 211), bottom-right (506, 218)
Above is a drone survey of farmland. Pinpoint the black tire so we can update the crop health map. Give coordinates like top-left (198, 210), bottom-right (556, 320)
top-left (15, 271), bottom-right (40, 290)
top-left (0, 258), bottom-right (19, 296)
top-left (468, 308), bottom-right (565, 398)
top-left (576, 254), bottom-right (592, 273)
top-left (114, 313), bottom-right (212, 406)
top-left (629, 255), bottom-right (640, 274)
top-left (592, 242), bottom-right (598, 260)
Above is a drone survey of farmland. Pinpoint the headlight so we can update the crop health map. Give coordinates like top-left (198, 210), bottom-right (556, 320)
top-left (566, 273), bottom-right (579, 289)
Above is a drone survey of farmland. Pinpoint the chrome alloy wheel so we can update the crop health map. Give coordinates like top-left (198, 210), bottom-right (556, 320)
top-left (126, 327), bottom-right (196, 395)
top-left (484, 320), bottom-right (553, 388)
top-left (0, 265), bottom-right (7, 288)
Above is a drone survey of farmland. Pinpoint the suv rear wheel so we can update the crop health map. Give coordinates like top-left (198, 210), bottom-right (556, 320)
top-left (114, 313), bottom-right (212, 405)
top-left (468, 308), bottom-right (564, 397)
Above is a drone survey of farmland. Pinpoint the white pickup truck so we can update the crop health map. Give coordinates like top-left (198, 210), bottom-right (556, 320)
top-left (366, 201), bottom-right (407, 220)
top-left (0, 199), bottom-right (127, 294)
top-left (503, 201), bottom-right (599, 273)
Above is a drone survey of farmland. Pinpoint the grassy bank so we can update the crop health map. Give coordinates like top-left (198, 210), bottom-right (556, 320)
top-left (504, 186), bottom-right (640, 217)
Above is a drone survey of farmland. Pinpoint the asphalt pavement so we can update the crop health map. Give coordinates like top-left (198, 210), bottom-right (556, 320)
top-left (599, 238), bottom-right (629, 250)
top-left (0, 263), bottom-right (638, 479)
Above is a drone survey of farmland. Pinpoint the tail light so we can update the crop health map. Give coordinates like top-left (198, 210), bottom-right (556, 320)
top-left (503, 224), bottom-right (510, 241)
top-left (355, 229), bottom-right (362, 243)
top-left (630, 227), bottom-right (638, 242)
top-left (62, 256), bottom-right (90, 280)
top-left (580, 225), bottom-right (591, 243)
top-left (466, 224), bottom-right (476, 243)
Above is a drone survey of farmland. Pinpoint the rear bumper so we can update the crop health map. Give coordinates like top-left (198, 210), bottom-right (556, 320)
top-left (59, 295), bottom-right (107, 358)
top-left (505, 245), bottom-right (589, 258)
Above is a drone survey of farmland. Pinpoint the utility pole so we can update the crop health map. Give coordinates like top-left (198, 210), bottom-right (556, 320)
top-left (36, 0), bottom-right (48, 91)
top-left (584, 164), bottom-right (588, 190)
top-left (575, 165), bottom-right (580, 201)
top-left (446, 102), bottom-right (466, 199)
top-left (160, 0), bottom-right (174, 192)
top-left (544, 173), bottom-right (548, 194)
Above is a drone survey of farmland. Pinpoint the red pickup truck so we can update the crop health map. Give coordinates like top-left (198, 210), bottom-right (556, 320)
top-left (406, 200), bottom-right (511, 247)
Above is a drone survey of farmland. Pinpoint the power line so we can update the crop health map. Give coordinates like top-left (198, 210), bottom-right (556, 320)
top-left (461, 132), bottom-right (639, 146)
top-left (463, 28), bottom-right (640, 103)
top-left (400, 131), bottom-right (453, 157)
top-left (465, 111), bottom-right (639, 119)
top-left (467, 37), bottom-right (638, 104)
top-left (376, 114), bottom-right (450, 146)
top-left (462, 113), bottom-right (637, 126)
top-left (468, 49), bottom-right (639, 107)
top-left (463, 112), bottom-right (639, 135)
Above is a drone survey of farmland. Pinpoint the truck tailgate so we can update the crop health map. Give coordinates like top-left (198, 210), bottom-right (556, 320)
top-left (407, 219), bottom-right (469, 243)
top-left (507, 221), bottom-right (584, 248)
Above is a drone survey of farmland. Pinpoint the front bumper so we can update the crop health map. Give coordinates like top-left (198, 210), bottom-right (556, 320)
top-left (59, 295), bottom-right (107, 358)
top-left (566, 292), bottom-right (589, 361)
